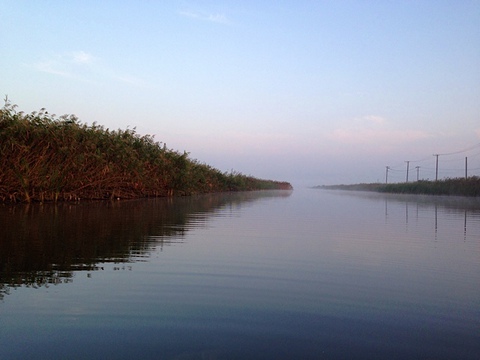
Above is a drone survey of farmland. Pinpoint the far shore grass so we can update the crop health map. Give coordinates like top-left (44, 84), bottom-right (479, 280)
top-left (314, 177), bottom-right (480, 197)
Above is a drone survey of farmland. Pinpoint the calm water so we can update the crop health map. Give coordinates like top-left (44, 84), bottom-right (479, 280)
top-left (1, 189), bottom-right (479, 359)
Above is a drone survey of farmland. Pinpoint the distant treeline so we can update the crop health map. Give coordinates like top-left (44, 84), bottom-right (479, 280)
top-left (0, 99), bottom-right (292, 203)
top-left (314, 177), bottom-right (480, 197)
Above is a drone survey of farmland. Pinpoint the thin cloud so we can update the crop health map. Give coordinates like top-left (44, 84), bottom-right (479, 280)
top-left (330, 115), bottom-right (431, 145)
top-left (361, 115), bottom-right (385, 125)
top-left (33, 59), bottom-right (73, 77)
top-left (113, 74), bottom-right (146, 87)
top-left (72, 51), bottom-right (94, 64)
top-left (331, 128), bottom-right (431, 144)
top-left (33, 51), bottom-right (94, 79)
top-left (32, 51), bottom-right (145, 86)
top-left (179, 10), bottom-right (230, 24)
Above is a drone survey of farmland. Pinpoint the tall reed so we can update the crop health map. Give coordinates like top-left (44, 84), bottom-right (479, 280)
top-left (0, 99), bottom-right (292, 203)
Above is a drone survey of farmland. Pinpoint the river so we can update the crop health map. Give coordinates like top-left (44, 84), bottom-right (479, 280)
top-left (1, 189), bottom-right (479, 359)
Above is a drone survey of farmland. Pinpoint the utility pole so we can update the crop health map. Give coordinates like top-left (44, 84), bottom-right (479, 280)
top-left (465, 157), bottom-right (468, 179)
top-left (385, 166), bottom-right (390, 184)
top-left (405, 161), bottom-right (410, 182)
top-left (433, 154), bottom-right (439, 181)
top-left (416, 166), bottom-right (420, 181)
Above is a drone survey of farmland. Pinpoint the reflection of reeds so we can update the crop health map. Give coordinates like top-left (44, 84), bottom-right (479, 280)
top-left (0, 99), bottom-right (292, 203)
top-left (0, 190), bottom-right (291, 298)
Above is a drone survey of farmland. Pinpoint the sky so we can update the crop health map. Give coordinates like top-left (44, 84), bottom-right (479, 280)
top-left (1, 1), bottom-right (479, 187)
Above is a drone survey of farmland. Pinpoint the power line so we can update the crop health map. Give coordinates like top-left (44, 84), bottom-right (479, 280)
top-left (382, 142), bottom-right (480, 183)
top-left (438, 143), bottom-right (480, 156)
top-left (408, 155), bottom-right (433, 163)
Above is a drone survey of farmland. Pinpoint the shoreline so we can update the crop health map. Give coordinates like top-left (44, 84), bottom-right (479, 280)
top-left (313, 177), bottom-right (480, 197)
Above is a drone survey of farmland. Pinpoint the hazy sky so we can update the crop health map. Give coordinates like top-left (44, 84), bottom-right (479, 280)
top-left (2, 1), bottom-right (479, 186)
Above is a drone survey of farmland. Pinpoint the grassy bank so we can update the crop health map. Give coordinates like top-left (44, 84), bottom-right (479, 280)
top-left (314, 177), bottom-right (480, 197)
top-left (0, 100), bottom-right (292, 203)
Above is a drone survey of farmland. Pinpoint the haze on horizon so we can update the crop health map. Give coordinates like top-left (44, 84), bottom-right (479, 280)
top-left (1, 1), bottom-right (479, 187)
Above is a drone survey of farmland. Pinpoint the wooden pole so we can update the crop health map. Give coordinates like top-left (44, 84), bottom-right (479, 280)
top-left (465, 157), bottom-right (468, 179)
top-left (405, 161), bottom-right (410, 182)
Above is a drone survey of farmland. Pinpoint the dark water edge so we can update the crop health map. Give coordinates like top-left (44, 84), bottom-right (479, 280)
top-left (3, 310), bottom-right (477, 360)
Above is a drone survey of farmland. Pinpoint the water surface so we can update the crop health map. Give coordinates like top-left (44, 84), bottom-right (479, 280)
top-left (1, 189), bottom-right (479, 359)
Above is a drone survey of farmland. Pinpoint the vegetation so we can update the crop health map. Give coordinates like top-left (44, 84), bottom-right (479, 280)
top-left (0, 98), bottom-right (292, 203)
top-left (314, 177), bottom-right (480, 197)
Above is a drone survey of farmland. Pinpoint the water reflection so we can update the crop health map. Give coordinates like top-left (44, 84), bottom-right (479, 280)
top-left (1, 189), bottom-right (479, 359)
top-left (0, 191), bottom-right (292, 299)
top-left (339, 190), bottom-right (480, 241)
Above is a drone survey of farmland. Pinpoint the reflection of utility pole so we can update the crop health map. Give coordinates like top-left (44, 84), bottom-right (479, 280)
top-left (405, 202), bottom-right (409, 226)
top-left (385, 166), bottom-right (390, 184)
top-left (405, 161), bottom-right (410, 182)
top-left (416, 166), bottom-right (420, 181)
top-left (433, 154), bottom-right (439, 181)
